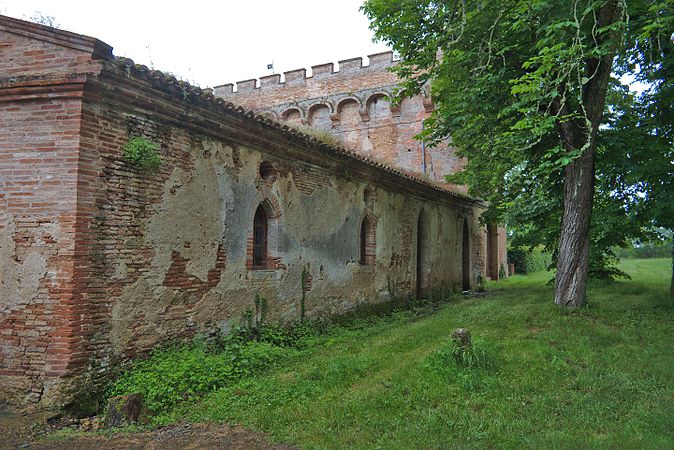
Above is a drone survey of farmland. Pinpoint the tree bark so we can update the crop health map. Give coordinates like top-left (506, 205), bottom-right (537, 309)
top-left (669, 234), bottom-right (674, 298)
top-left (554, 147), bottom-right (595, 307)
top-left (553, 0), bottom-right (623, 307)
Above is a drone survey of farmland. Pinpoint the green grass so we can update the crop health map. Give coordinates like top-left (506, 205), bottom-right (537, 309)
top-left (162, 259), bottom-right (673, 448)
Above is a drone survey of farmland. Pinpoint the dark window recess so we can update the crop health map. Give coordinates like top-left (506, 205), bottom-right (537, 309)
top-left (253, 205), bottom-right (268, 267)
top-left (359, 216), bottom-right (375, 265)
top-left (360, 220), bottom-right (367, 265)
top-left (259, 161), bottom-right (277, 181)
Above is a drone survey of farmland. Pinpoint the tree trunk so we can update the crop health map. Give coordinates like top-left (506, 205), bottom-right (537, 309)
top-left (554, 146), bottom-right (595, 307)
top-left (553, 0), bottom-right (622, 308)
top-left (670, 235), bottom-right (673, 298)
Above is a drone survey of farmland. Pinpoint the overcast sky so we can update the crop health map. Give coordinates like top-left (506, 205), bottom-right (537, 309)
top-left (0, 0), bottom-right (390, 88)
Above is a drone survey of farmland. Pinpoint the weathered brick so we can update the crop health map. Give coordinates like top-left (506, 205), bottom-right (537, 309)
top-left (0, 14), bottom-right (507, 410)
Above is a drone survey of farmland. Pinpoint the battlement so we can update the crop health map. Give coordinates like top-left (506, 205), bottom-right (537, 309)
top-left (214, 51), bottom-right (397, 96)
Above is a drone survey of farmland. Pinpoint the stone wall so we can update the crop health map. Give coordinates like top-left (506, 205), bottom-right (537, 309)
top-left (0, 15), bottom-right (489, 409)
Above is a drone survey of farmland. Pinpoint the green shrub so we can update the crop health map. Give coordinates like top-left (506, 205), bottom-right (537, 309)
top-left (123, 136), bottom-right (162, 170)
top-left (508, 247), bottom-right (551, 274)
top-left (613, 240), bottom-right (671, 259)
top-left (475, 274), bottom-right (487, 292)
top-left (109, 340), bottom-right (289, 413)
top-left (257, 321), bottom-right (321, 349)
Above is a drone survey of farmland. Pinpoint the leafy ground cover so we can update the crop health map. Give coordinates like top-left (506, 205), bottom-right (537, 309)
top-left (112, 258), bottom-right (672, 448)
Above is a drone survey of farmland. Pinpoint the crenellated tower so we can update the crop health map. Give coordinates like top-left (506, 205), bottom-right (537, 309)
top-left (213, 51), bottom-right (466, 187)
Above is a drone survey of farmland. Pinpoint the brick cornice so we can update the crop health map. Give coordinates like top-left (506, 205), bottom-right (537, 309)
top-left (0, 14), bottom-right (112, 59)
top-left (0, 75), bottom-right (87, 102)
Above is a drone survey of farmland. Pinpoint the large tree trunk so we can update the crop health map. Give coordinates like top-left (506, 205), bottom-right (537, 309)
top-left (552, 0), bottom-right (623, 308)
top-left (670, 235), bottom-right (673, 298)
top-left (554, 147), bottom-right (595, 307)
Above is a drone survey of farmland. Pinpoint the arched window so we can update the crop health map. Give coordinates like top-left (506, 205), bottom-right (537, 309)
top-left (359, 216), bottom-right (375, 265)
top-left (416, 209), bottom-right (430, 298)
top-left (253, 205), bottom-right (268, 268)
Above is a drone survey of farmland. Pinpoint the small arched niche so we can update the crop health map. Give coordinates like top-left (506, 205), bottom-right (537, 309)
top-left (281, 108), bottom-right (303, 126)
top-left (308, 103), bottom-right (332, 130)
top-left (366, 93), bottom-right (391, 121)
top-left (259, 161), bottom-right (277, 182)
top-left (336, 98), bottom-right (361, 128)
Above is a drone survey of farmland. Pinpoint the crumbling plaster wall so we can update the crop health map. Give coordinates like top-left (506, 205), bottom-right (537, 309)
top-left (0, 15), bottom-right (490, 409)
top-left (79, 90), bottom-right (484, 371)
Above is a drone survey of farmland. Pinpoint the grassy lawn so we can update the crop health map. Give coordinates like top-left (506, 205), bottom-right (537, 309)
top-left (159, 259), bottom-right (672, 448)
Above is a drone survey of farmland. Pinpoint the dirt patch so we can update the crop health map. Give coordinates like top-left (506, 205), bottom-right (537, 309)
top-left (0, 404), bottom-right (295, 450)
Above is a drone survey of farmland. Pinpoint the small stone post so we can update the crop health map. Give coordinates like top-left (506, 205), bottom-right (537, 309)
top-left (104, 393), bottom-right (144, 428)
top-left (451, 328), bottom-right (472, 351)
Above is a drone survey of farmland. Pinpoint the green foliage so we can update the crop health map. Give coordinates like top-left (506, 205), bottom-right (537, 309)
top-left (508, 247), bottom-right (552, 274)
top-left (436, 337), bottom-right (496, 371)
top-left (239, 294), bottom-right (269, 340)
top-left (123, 137), bottom-right (161, 170)
top-left (257, 321), bottom-right (322, 349)
top-left (362, 0), bottom-right (674, 288)
top-left (614, 239), bottom-right (671, 259)
top-left (287, 123), bottom-right (343, 147)
top-left (109, 340), bottom-right (290, 414)
top-left (474, 274), bottom-right (487, 292)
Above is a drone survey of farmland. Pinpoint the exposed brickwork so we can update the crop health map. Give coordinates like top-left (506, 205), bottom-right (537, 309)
top-left (0, 19), bottom-right (110, 405)
top-left (164, 245), bottom-right (227, 292)
top-left (214, 53), bottom-right (467, 188)
top-left (0, 15), bottom-right (504, 410)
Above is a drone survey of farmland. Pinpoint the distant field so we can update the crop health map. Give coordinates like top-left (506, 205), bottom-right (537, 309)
top-left (168, 258), bottom-right (671, 448)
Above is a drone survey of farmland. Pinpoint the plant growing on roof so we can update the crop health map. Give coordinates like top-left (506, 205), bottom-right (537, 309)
top-left (123, 136), bottom-right (162, 170)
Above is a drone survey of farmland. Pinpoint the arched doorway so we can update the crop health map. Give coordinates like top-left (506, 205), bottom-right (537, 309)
top-left (416, 210), bottom-right (430, 299)
top-left (462, 218), bottom-right (470, 291)
top-left (486, 223), bottom-right (499, 280)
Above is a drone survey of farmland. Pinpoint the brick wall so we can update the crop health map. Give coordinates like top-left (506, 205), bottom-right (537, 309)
top-left (1, 15), bottom-right (495, 410)
top-left (213, 53), bottom-right (467, 189)
top-left (0, 18), bottom-right (111, 405)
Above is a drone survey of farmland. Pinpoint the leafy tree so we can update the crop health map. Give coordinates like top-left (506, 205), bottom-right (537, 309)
top-left (363, 0), bottom-right (673, 306)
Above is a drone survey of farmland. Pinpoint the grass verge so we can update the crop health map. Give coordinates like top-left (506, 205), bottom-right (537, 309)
top-left (112, 258), bottom-right (674, 448)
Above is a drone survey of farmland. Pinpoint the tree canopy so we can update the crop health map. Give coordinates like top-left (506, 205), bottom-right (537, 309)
top-left (363, 0), bottom-right (673, 305)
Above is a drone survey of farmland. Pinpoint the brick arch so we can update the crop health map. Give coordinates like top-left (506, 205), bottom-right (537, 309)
top-left (336, 97), bottom-right (362, 114)
top-left (307, 102), bottom-right (333, 129)
top-left (249, 195), bottom-right (282, 220)
top-left (359, 210), bottom-right (378, 266)
top-left (335, 97), bottom-right (362, 128)
top-left (246, 195), bottom-right (283, 270)
top-left (307, 101), bottom-right (334, 114)
top-left (365, 92), bottom-right (390, 108)
top-left (280, 107), bottom-right (303, 125)
top-left (363, 92), bottom-right (392, 122)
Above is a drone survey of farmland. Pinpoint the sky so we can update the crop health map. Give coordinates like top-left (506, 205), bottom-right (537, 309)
top-left (0, 0), bottom-right (390, 88)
